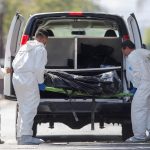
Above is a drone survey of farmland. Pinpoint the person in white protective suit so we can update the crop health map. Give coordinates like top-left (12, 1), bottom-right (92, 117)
top-left (12, 28), bottom-right (49, 145)
top-left (0, 66), bottom-right (12, 144)
top-left (122, 40), bottom-right (150, 143)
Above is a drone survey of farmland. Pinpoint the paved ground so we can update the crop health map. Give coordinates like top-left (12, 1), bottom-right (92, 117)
top-left (1, 98), bottom-right (150, 149)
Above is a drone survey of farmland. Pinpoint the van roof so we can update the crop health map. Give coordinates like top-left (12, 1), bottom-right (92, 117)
top-left (25, 12), bottom-right (128, 37)
top-left (29, 12), bottom-right (124, 20)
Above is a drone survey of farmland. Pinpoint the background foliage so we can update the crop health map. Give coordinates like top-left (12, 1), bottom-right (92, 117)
top-left (3, 0), bottom-right (101, 34)
top-left (143, 28), bottom-right (150, 48)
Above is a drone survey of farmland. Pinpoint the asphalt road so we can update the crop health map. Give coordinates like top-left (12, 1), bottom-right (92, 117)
top-left (1, 98), bottom-right (150, 150)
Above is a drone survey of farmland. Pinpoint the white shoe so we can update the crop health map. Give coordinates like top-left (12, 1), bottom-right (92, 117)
top-left (125, 136), bottom-right (146, 143)
top-left (17, 135), bottom-right (44, 145)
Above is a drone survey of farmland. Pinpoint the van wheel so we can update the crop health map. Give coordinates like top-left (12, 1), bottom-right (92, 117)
top-left (32, 122), bottom-right (37, 137)
top-left (122, 122), bottom-right (133, 141)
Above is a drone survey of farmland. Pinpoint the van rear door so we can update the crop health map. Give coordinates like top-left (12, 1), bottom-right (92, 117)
top-left (124, 13), bottom-right (143, 91)
top-left (4, 13), bottom-right (25, 98)
top-left (127, 13), bottom-right (142, 48)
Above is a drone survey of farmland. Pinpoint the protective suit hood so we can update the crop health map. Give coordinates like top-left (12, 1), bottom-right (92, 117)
top-left (21, 40), bottom-right (44, 52)
top-left (12, 39), bottom-right (47, 83)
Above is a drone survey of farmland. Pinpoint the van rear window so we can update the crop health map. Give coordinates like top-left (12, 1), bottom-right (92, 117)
top-left (32, 19), bottom-right (119, 38)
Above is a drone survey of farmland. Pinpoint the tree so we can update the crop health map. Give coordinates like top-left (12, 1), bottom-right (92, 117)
top-left (0, 0), bottom-right (101, 60)
top-left (143, 28), bottom-right (150, 49)
top-left (3, 0), bottom-right (101, 34)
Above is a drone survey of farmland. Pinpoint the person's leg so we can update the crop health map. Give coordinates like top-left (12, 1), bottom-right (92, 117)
top-left (0, 114), bottom-right (4, 144)
top-left (146, 109), bottom-right (150, 137)
top-left (131, 90), bottom-right (147, 139)
top-left (126, 84), bottom-right (150, 142)
top-left (16, 110), bottom-right (21, 138)
top-left (17, 87), bottom-right (40, 136)
top-left (145, 86), bottom-right (150, 138)
top-left (13, 73), bottom-right (44, 144)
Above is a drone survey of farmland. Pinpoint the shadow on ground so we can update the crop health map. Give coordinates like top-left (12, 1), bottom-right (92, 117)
top-left (38, 135), bottom-right (122, 143)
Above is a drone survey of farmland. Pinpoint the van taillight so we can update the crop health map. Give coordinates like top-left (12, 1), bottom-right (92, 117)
top-left (69, 12), bottom-right (83, 16)
top-left (21, 35), bottom-right (29, 45)
top-left (123, 35), bottom-right (129, 41)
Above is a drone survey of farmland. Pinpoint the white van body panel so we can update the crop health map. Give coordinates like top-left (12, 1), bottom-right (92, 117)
top-left (4, 13), bottom-right (24, 97)
top-left (127, 14), bottom-right (142, 49)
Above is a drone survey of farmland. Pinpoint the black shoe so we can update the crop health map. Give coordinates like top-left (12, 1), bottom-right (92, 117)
top-left (0, 139), bottom-right (4, 144)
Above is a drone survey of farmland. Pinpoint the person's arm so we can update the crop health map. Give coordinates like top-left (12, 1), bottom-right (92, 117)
top-left (127, 57), bottom-right (141, 88)
top-left (34, 47), bottom-right (47, 84)
top-left (0, 66), bottom-right (12, 78)
top-left (2, 68), bottom-right (12, 74)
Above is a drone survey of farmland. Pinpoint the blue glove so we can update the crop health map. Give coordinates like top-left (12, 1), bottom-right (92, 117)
top-left (129, 87), bottom-right (137, 95)
top-left (38, 83), bottom-right (46, 91)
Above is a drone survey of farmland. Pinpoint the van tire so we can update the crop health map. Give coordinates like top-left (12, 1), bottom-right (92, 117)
top-left (122, 121), bottom-right (133, 141)
top-left (32, 122), bottom-right (37, 137)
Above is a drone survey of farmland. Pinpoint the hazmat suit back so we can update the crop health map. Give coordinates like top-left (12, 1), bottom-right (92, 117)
top-left (12, 40), bottom-right (47, 137)
top-left (126, 48), bottom-right (150, 88)
top-left (126, 48), bottom-right (150, 139)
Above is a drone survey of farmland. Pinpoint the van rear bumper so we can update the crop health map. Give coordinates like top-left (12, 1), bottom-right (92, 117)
top-left (38, 99), bottom-right (130, 114)
top-left (34, 99), bottom-right (131, 130)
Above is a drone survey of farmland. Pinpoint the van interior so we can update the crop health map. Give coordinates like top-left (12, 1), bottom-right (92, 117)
top-left (29, 18), bottom-right (122, 98)
top-left (8, 18), bottom-right (122, 98)
top-left (31, 18), bottom-right (122, 70)
top-left (45, 37), bottom-right (122, 70)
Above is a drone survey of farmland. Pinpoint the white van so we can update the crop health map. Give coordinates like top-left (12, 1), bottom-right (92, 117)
top-left (4, 12), bottom-right (144, 140)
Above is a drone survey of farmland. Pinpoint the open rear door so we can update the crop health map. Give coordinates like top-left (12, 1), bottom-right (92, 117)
top-left (123, 13), bottom-right (143, 91)
top-left (127, 13), bottom-right (142, 48)
top-left (4, 13), bottom-right (25, 98)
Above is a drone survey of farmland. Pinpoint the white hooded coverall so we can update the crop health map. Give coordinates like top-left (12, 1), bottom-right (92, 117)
top-left (126, 48), bottom-right (150, 139)
top-left (12, 40), bottom-right (47, 137)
